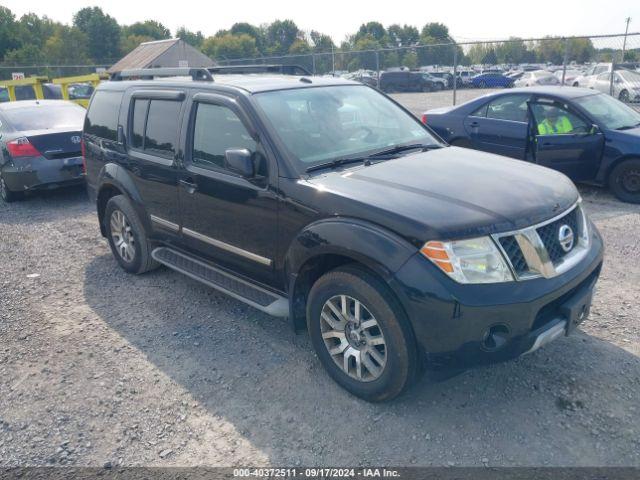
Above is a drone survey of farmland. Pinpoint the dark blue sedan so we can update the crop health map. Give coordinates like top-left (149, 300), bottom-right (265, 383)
top-left (469, 73), bottom-right (515, 88)
top-left (422, 87), bottom-right (640, 203)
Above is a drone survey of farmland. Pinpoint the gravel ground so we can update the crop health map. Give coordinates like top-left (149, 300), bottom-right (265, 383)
top-left (0, 92), bottom-right (639, 467)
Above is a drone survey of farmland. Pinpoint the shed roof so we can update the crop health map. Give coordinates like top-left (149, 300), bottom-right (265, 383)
top-left (108, 39), bottom-right (180, 74)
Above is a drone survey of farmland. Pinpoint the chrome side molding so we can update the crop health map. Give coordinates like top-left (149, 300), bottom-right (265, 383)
top-left (182, 227), bottom-right (272, 267)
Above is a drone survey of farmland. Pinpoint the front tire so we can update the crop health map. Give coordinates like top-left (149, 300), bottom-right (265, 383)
top-left (0, 174), bottom-right (23, 203)
top-left (307, 265), bottom-right (419, 402)
top-left (619, 90), bottom-right (630, 103)
top-left (104, 195), bottom-right (159, 274)
top-left (609, 159), bottom-right (640, 204)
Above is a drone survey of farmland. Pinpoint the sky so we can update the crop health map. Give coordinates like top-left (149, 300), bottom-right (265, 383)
top-left (2, 0), bottom-right (638, 43)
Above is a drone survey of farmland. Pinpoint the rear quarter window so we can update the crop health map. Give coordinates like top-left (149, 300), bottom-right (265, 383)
top-left (84, 90), bottom-right (124, 141)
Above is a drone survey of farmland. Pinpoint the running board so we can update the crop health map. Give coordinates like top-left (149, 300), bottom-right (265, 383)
top-left (151, 247), bottom-right (288, 317)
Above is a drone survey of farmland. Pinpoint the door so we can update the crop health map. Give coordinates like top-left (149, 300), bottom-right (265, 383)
top-left (528, 98), bottom-right (604, 181)
top-left (124, 91), bottom-right (184, 237)
top-left (463, 94), bottom-right (531, 159)
top-left (179, 93), bottom-right (279, 286)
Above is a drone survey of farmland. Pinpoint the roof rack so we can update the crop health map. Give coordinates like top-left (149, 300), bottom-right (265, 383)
top-left (208, 64), bottom-right (311, 76)
top-left (111, 68), bottom-right (214, 82)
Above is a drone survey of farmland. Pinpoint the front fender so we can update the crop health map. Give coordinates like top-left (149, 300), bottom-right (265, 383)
top-left (284, 217), bottom-right (417, 280)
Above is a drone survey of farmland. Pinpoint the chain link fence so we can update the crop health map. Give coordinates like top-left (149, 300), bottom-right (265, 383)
top-left (1, 33), bottom-right (639, 110)
top-left (216, 33), bottom-right (640, 111)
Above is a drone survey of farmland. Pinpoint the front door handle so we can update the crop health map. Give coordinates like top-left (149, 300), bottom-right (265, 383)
top-left (179, 178), bottom-right (197, 194)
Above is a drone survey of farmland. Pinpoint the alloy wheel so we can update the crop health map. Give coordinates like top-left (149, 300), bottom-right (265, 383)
top-left (622, 168), bottom-right (640, 194)
top-left (320, 294), bottom-right (387, 382)
top-left (110, 210), bottom-right (136, 263)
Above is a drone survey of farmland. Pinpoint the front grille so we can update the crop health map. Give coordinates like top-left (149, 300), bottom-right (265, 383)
top-left (536, 208), bottom-right (579, 263)
top-left (499, 236), bottom-right (528, 275)
top-left (494, 205), bottom-right (587, 280)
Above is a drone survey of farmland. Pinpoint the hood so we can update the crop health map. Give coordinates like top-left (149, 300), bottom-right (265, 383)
top-left (304, 147), bottom-right (578, 243)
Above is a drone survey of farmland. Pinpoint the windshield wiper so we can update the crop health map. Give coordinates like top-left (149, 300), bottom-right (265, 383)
top-left (305, 143), bottom-right (442, 173)
top-left (305, 156), bottom-right (370, 174)
top-left (616, 122), bottom-right (640, 131)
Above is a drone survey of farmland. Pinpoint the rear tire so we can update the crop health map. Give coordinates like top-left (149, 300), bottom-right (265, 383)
top-left (0, 174), bottom-right (23, 203)
top-left (618, 90), bottom-right (630, 103)
top-left (609, 159), bottom-right (640, 204)
top-left (307, 265), bottom-right (419, 402)
top-left (104, 195), bottom-right (160, 274)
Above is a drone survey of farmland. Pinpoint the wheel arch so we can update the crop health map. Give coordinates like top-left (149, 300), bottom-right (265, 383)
top-left (284, 218), bottom-right (417, 332)
top-left (95, 163), bottom-right (146, 237)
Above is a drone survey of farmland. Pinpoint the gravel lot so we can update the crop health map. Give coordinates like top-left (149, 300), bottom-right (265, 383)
top-left (1, 90), bottom-right (639, 467)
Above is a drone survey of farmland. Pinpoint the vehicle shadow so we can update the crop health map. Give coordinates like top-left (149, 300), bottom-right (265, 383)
top-left (83, 253), bottom-right (640, 466)
top-left (0, 185), bottom-right (91, 225)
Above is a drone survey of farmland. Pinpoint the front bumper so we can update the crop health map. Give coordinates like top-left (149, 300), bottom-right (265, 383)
top-left (1, 156), bottom-right (85, 191)
top-left (389, 223), bottom-right (604, 369)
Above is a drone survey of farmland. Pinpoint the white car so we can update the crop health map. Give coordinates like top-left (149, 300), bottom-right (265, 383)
top-left (573, 63), bottom-right (611, 88)
top-left (514, 70), bottom-right (560, 87)
top-left (592, 70), bottom-right (640, 103)
top-left (554, 69), bottom-right (583, 86)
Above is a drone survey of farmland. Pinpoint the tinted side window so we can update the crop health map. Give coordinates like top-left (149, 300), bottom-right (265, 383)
top-left (486, 94), bottom-right (530, 122)
top-left (192, 103), bottom-right (256, 170)
top-left (131, 99), bottom-right (148, 149)
top-left (143, 100), bottom-right (181, 158)
top-left (85, 90), bottom-right (123, 141)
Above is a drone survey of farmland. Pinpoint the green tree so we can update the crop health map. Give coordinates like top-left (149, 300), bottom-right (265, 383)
top-left (355, 22), bottom-right (386, 43)
top-left (387, 24), bottom-right (419, 47)
top-left (202, 33), bottom-right (258, 60)
top-left (123, 20), bottom-right (170, 40)
top-left (230, 22), bottom-right (265, 53)
top-left (15, 13), bottom-right (57, 49)
top-left (121, 34), bottom-right (154, 54)
top-left (4, 44), bottom-right (45, 65)
top-left (43, 25), bottom-right (91, 64)
top-left (72, 7), bottom-right (121, 62)
top-left (0, 6), bottom-right (19, 60)
top-left (288, 38), bottom-right (311, 54)
top-left (402, 51), bottom-right (418, 69)
top-left (265, 20), bottom-right (301, 55)
top-left (176, 27), bottom-right (204, 48)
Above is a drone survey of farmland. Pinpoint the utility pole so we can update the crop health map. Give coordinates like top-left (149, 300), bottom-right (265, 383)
top-left (331, 44), bottom-right (336, 74)
top-left (622, 17), bottom-right (632, 61)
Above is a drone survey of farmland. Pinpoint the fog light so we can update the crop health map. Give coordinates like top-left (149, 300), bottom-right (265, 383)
top-left (482, 324), bottom-right (510, 351)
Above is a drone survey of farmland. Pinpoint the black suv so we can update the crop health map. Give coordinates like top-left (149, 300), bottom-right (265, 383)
top-left (83, 68), bottom-right (604, 401)
top-left (379, 71), bottom-right (435, 93)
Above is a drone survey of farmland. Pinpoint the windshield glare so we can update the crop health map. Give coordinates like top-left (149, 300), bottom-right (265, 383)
top-left (254, 85), bottom-right (439, 167)
top-left (575, 93), bottom-right (640, 130)
top-left (5, 103), bottom-right (86, 131)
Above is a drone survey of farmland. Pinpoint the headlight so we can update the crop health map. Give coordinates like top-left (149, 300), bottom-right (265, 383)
top-left (420, 237), bottom-right (514, 284)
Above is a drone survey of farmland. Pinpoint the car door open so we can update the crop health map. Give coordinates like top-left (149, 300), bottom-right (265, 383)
top-left (527, 98), bottom-right (604, 181)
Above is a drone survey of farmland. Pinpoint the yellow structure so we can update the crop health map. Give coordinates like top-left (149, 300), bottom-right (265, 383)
top-left (0, 76), bottom-right (48, 102)
top-left (52, 73), bottom-right (108, 107)
top-left (0, 73), bottom-right (108, 107)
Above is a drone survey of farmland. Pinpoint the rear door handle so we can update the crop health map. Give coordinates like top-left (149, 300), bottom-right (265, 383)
top-left (469, 121), bottom-right (480, 128)
top-left (179, 178), bottom-right (197, 194)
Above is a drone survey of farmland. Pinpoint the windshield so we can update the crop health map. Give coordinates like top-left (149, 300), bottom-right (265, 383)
top-left (4, 103), bottom-right (85, 131)
top-left (575, 93), bottom-right (640, 130)
top-left (253, 85), bottom-right (440, 167)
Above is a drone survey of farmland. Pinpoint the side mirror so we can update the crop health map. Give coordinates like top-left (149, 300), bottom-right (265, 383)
top-left (590, 124), bottom-right (601, 135)
top-left (224, 148), bottom-right (254, 177)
